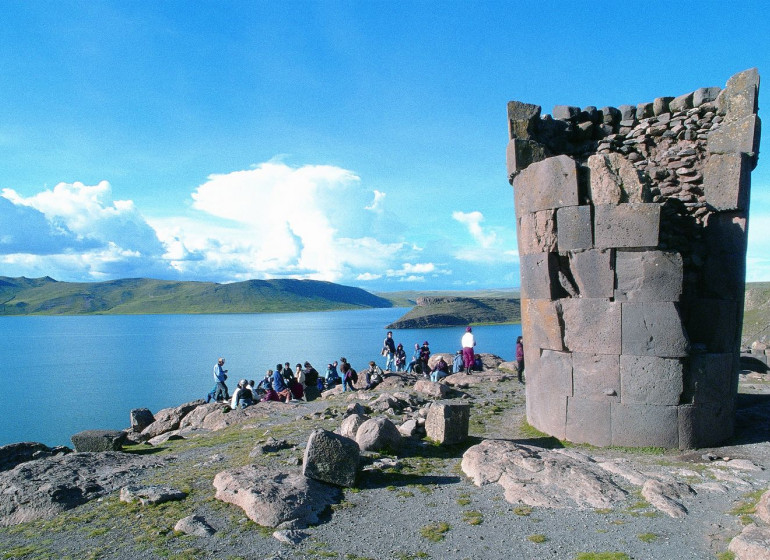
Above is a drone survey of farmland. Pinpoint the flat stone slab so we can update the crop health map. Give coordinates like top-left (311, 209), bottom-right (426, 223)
top-left (70, 430), bottom-right (127, 452)
top-left (120, 485), bottom-right (187, 506)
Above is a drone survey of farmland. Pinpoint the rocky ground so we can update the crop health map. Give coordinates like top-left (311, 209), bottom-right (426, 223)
top-left (2, 357), bottom-right (770, 560)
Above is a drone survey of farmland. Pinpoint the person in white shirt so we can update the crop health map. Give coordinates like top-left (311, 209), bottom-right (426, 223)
top-left (461, 327), bottom-right (476, 374)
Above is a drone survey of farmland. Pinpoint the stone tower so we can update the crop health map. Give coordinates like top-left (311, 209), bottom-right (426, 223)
top-left (508, 69), bottom-right (760, 448)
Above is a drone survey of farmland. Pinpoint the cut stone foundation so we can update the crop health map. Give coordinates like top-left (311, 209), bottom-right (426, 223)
top-left (509, 68), bottom-right (761, 448)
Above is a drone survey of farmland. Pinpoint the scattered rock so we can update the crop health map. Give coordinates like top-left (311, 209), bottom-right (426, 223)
top-left (640, 478), bottom-right (693, 518)
top-left (339, 413), bottom-right (369, 439)
top-left (355, 417), bottom-right (402, 452)
top-left (0, 442), bottom-right (71, 472)
top-left (250, 437), bottom-right (293, 456)
top-left (213, 467), bottom-right (340, 529)
top-left (141, 400), bottom-right (204, 439)
top-left (345, 403), bottom-right (369, 417)
top-left (174, 514), bottom-right (216, 537)
top-left (120, 485), bottom-right (187, 506)
top-left (425, 401), bottom-right (470, 445)
top-left (728, 523), bottom-right (770, 560)
top-left (303, 429), bottom-right (359, 487)
top-left (129, 408), bottom-right (155, 433)
top-left (272, 529), bottom-right (309, 545)
top-left (414, 379), bottom-right (449, 398)
top-left (70, 430), bottom-right (127, 452)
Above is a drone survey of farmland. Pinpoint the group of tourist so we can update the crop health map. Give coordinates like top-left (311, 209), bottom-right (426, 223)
top-left (206, 328), bottom-right (526, 408)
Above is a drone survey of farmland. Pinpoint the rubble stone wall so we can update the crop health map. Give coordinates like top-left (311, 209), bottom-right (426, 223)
top-left (508, 68), bottom-right (761, 448)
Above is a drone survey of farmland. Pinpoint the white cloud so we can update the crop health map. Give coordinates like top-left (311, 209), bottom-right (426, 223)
top-left (356, 272), bottom-right (382, 281)
top-left (452, 210), bottom-right (497, 248)
top-left (365, 190), bottom-right (386, 212)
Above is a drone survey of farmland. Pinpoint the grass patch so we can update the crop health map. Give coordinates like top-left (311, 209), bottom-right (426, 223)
top-left (397, 490), bottom-right (415, 499)
top-left (513, 505), bottom-right (533, 516)
top-left (456, 493), bottom-right (472, 506)
top-left (593, 508), bottom-right (612, 515)
top-left (420, 522), bottom-right (450, 542)
top-left (716, 552), bottom-right (736, 560)
top-left (637, 533), bottom-right (658, 543)
top-left (462, 510), bottom-right (483, 525)
top-left (527, 534), bottom-right (547, 543)
top-left (394, 554), bottom-right (429, 560)
top-left (730, 489), bottom-right (765, 515)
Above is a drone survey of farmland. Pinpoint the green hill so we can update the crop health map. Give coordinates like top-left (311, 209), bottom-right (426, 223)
top-left (0, 277), bottom-right (392, 315)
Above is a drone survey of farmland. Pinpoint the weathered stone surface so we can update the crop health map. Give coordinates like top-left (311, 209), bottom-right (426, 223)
top-left (719, 67), bottom-right (760, 120)
top-left (506, 138), bottom-right (547, 177)
top-left (693, 87), bottom-right (720, 107)
top-left (621, 302), bottom-right (689, 357)
top-left (130, 408), bottom-right (155, 433)
top-left (566, 398), bottom-right (611, 446)
top-left (517, 209), bottom-right (557, 255)
top-left (562, 298), bottom-right (621, 355)
top-left (339, 413), bottom-right (369, 439)
top-left (425, 401), bottom-right (470, 445)
top-left (507, 101), bottom-right (541, 139)
top-left (588, 153), bottom-right (650, 205)
top-left (142, 400), bottom-right (204, 439)
top-left (688, 353), bottom-right (736, 404)
top-left (519, 252), bottom-right (560, 300)
top-left (521, 298), bottom-right (564, 352)
top-left (513, 155), bottom-right (579, 217)
top-left (620, 356), bottom-right (683, 406)
top-left (614, 250), bottom-right (683, 302)
top-left (413, 379), bottom-right (449, 399)
top-left (594, 203), bottom-right (660, 249)
top-left (556, 205), bottom-right (593, 251)
top-left (572, 353), bottom-right (619, 402)
top-left (175, 514), bottom-right (216, 537)
top-left (757, 489), bottom-right (770, 524)
top-left (568, 249), bottom-right (613, 298)
top-left (553, 105), bottom-right (580, 120)
top-left (641, 478), bottom-right (693, 518)
top-left (707, 114), bottom-right (761, 158)
top-left (703, 152), bottom-right (750, 210)
top-left (0, 451), bottom-right (159, 526)
top-left (728, 523), bottom-right (770, 560)
top-left (0, 442), bottom-right (70, 472)
top-left (273, 529), bottom-right (309, 545)
top-left (526, 387), bottom-right (567, 440)
top-left (355, 417), bottom-right (402, 452)
top-left (303, 429), bottom-right (359, 488)
top-left (462, 440), bottom-right (627, 509)
top-left (653, 96), bottom-right (673, 116)
top-left (71, 430), bottom-right (127, 452)
top-left (702, 212), bottom-right (748, 297)
top-left (685, 298), bottom-right (739, 353)
top-left (611, 403), bottom-right (679, 447)
top-left (120, 485), bottom-right (187, 506)
top-left (213, 467), bottom-right (340, 529)
top-left (538, 350), bottom-right (573, 397)
top-left (669, 91), bottom-right (693, 113)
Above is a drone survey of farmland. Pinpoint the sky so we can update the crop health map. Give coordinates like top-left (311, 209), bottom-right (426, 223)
top-left (0, 1), bottom-right (768, 292)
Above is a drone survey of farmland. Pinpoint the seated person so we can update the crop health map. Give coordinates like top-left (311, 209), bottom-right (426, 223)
top-left (407, 343), bottom-right (421, 373)
top-left (288, 375), bottom-right (304, 401)
top-left (325, 362), bottom-right (341, 386)
top-left (430, 356), bottom-right (449, 383)
top-left (452, 350), bottom-right (464, 374)
top-left (302, 361), bottom-right (320, 401)
top-left (363, 361), bottom-right (385, 390)
top-left (272, 365), bottom-right (292, 402)
top-left (261, 375), bottom-right (280, 402)
top-left (231, 379), bottom-right (254, 409)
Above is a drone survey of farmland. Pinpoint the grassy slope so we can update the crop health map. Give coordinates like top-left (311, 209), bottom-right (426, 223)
top-left (743, 281), bottom-right (770, 344)
top-left (0, 277), bottom-right (392, 315)
top-left (386, 297), bottom-right (521, 328)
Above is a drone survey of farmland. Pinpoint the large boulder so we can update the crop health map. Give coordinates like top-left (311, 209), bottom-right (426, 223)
top-left (414, 379), bottom-right (449, 399)
top-left (339, 413), bottom-right (369, 439)
top-left (0, 451), bottom-right (159, 526)
top-left (355, 417), bottom-right (402, 452)
top-left (70, 430), bottom-right (127, 452)
top-left (303, 429), bottom-right (360, 487)
top-left (141, 400), bottom-right (204, 439)
top-left (213, 467), bottom-right (339, 529)
top-left (0, 442), bottom-right (70, 472)
top-left (425, 401), bottom-right (470, 445)
top-left (129, 408), bottom-right (155, 433)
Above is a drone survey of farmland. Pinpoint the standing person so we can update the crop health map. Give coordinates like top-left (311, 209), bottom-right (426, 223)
top-left (516, 336), bottom-right (525, 383)
top-left (462, 327), bottom-right (476, 375)
top-left (341, 361), bottom-right (357, 392)
top-left (419, 341), bottom-right (431, 377)
top-left (382, 331), bottom-right (396, 371)
top-left (395, 343), bottom-right (406, 372)
top-left (212, 357), bottom-right (229, 402)
top-left (303, 361), bottom-right (320, 401)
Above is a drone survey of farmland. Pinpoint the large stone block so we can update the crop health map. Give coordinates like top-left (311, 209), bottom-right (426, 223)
top-left (684, 299), bottom-right (739, 353)
top-left (566, 398), bottom-right (611, 446)
top-left (519, 252), bottom-right (561, 300)
top-left (425, 401), bottom-right (470, 445)
top-left (507, 138), bottom-right (547, 178)
top-left (594, 203), bottom-right (660, 249)
top-left (556, 205), bottom-right (593, 251)
top-left (611, 403), bottom-right (679, 448)
top-left (518, 209), bottom-right (557, 255)
top-left (526, 387), bottom-right (567, 440)
top-left (668, 92), bottom-right (693, 113)
top-left (513, 155), bottom-right (579, 217)
top-left (703, 152), bottom-right (750, 211)
top-left (614, 250), bottom-right (683, 302)
top-left (702, 212), bottom-right (748, 297)
top-left (562, 298), bottom-right (621, 355)
top-left (619, 355), bottom-right (684, 406)
top-left (71, 430), bottom-right (127, 452)
top-left (588, 153), bottom-right (650, 205)
top-left (687, 353), bottom-right (737, 405)
top-left (694, 402), bottom-right (735, 447)
top-left (572, 353), bottom-right (620, 402)
top-left (539, 349), bottom-right (573, 397)
top-left (521, 298), bottom-right (564, 352)
top-left (568, 249), bottom-right (613, 298)
top-left (621, 302), bottom-right (690, 357)
top-left (707, 114), bottom-right (761, 159)
top-left (717, 67), bottom-right (759, 119)
top-left (508, 101), bottom-right (542, 139)
top-left (693, 87), bottom-right (721, 107)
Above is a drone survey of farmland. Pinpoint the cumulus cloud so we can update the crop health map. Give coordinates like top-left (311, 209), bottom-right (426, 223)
top-left (452, 210), bottom-right (497, 248)
top-left (365, 190), bottom-right (386, 211)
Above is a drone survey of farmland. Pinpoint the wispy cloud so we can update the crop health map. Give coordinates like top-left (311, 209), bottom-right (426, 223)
top-left (365, 190), bottom-right (386, 212)
top-left (452, 211), bottom-right (497, 248)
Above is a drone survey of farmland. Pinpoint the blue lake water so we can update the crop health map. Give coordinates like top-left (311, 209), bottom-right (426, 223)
top-left (0, 308), bottom-right (521, 447)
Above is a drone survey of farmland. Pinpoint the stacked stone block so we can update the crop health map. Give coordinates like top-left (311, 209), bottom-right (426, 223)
top-left (508, 69), bottom-right (760, 448)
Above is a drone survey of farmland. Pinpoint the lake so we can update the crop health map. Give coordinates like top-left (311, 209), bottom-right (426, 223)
top-left (0, 308), bottom-right (521, 447)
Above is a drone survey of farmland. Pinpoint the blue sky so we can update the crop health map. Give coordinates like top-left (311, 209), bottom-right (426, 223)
top-left (0, 1), bottom-right (768, 291)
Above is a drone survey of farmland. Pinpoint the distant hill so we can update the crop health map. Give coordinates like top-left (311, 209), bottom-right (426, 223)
top-left (0, 277), bottom-right (392, 315)
top-left (743, 282), bottom-right (770, 346)
top-left (386, 296), bottom-right (521, 329)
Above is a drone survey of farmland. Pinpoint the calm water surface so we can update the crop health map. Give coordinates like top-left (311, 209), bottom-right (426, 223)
top-left (0, 309), bottom-right (521, 447)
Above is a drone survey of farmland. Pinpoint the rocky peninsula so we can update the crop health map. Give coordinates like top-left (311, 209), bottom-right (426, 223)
top-left (2, 352), bottom-right (770, 559)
